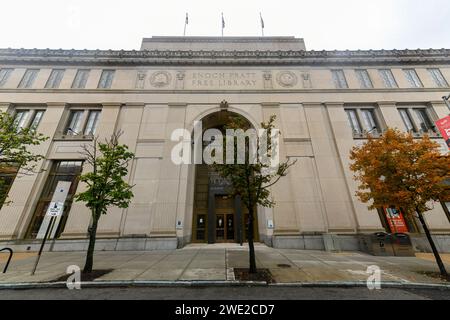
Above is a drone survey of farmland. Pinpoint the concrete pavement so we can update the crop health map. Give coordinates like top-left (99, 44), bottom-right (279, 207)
top-left (1, 243), bottom-right (450, 286)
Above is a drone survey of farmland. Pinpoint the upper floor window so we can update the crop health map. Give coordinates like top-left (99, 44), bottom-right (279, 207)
top-left (403, 69), bottom-right (423, 88)
top-left (355, 69), bottom-right (373, 88)
top-left (61, 108), bottom-right (101, 138)
top-left (398, 106), bottom-right (437, 136)
top-left (83, 110), bottom-right (101, 135)
top-left (13, 109), bottom-right (45, 131)
top-left (18, 69), bottom-right (39, 88)
top-left (98, 70), bottom-right (115, 89)
top-left (331, 69), bottom-right (348, 89)
top-left (428, 68), bottom-right (448, 88)
top-left (71, 69), bottom-right (90, 89)
top-left (378, 69), bottom-right (398, 88)
top-left (0, 68), bottom-right (13, 87)
top-left (45, 69), bottom-right (65, 89)
top-left (345, 106), bottom-right (381, 137)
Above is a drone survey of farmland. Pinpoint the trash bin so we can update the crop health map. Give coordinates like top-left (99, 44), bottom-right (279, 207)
top-left (392, 233), bottom-right (415, 257)
top-left (359, 232), bottom-right (395, 256)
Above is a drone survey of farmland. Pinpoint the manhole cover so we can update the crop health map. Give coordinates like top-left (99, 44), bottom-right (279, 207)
top-left (277, 264), bottom-right (292, 268)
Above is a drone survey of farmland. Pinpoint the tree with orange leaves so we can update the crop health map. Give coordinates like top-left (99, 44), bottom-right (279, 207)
top-left (350, 128), bottom-right (450, 280)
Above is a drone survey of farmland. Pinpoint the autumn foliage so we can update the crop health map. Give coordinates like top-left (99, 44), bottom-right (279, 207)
top-left (350, 128), bottom-right (449, 217)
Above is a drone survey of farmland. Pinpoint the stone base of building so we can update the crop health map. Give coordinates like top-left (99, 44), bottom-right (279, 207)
top-left (2, 234), bottom-right (450, 253)
top-left (0, 237), bottom-right (178, 253)
top-left (271, 234), bottom-right (450, 253)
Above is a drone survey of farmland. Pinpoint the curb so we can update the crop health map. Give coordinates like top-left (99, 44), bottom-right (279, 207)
top-left (1, 280), bottom-right (450, 290)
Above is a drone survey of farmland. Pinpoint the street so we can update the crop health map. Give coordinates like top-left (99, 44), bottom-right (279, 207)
top-left (0, 286), bottom-right (449, 300)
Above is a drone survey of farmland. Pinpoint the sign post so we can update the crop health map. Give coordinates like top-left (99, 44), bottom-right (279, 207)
top-left (30, 181), bottom-right (70, 275)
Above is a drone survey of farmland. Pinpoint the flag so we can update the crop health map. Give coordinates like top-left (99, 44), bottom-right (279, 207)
top-left (222, 13), bottom-right (225, 29)
top-left (185, 13), bottom-right (188, 25)
top-left (260, 13), bottom-right (264, 29)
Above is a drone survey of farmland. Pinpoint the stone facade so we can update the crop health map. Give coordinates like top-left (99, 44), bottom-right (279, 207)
top-left (0, 36), bottom-right (450, 252)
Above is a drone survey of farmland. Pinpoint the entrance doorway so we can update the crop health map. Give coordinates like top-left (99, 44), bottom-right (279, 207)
top-left (215, 196), bottom-right (235, 242)
top-left (190, 110), bottom-right (259, 244)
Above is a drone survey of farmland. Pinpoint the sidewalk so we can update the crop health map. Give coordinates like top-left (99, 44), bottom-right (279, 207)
top-left (1, 243), bottom-right (450, 287)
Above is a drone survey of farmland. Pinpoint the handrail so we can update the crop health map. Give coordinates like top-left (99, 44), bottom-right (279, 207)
top-left (0, 247), bottom-right (13, 273)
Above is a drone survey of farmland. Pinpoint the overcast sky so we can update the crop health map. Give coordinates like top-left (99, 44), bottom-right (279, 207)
top-left (1, 0), bottom-right (449, 51)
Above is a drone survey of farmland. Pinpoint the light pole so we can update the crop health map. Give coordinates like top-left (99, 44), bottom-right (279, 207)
top-left (442, 94), bottom-right (450, 113)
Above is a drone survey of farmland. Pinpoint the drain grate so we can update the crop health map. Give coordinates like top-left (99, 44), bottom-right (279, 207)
top-left (277, 264), bottom-right (292, 268)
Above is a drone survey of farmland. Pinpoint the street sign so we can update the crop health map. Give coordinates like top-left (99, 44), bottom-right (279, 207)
top-left (435, 115), bottom-right (450, 149)
top-left (46, 201), bottom-right (64, 217)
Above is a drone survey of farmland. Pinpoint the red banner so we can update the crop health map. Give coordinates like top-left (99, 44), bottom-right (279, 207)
top-left (436, 115), bottom-right (450, 149)
top-left (384, 207), bottom-right (409, 233)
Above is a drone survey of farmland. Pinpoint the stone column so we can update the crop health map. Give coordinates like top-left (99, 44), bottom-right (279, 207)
top-left (147, 103), bottom-right (187, 249)
top-left (303, 102), bottom-right (357, 235)
top-left (261, 103), bottom-right (301, 247)
top-left (377, 101), bottom-right (404, 130)
top-left (94, 103), bottom-right (124, 238)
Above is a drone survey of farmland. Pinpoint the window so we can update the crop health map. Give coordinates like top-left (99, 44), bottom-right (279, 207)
top-left (83, 110), bottom-right (101, 135)
top-left (71, 69), bottom-right (90, 89)
top-left (0, 164), bottom-right (19, 210)
top-left (18, 69), bottom-right (39, 88)
top-left (13, 110), bottom-right (29, 130)
top-left (414, 108), bottom-right (436, 133)
top-left (345, 109), bottom-right (362, 134)
top-left (355, 69), bottom-right (373, 88)
top-left (398, 109), bottom-right (415, 132)
top-left (98, 70), bottom-right (115, 89)
top-left (29, 110), bottom-right (45, 130)
top-left (0, 68), bottom-right (13, 87)
top-left (428, 68), bottom-right (448, 87)
top-left (26, 161), bottom-right (83, 239)
top-left (64, 110), bottom-right (84, 135)
top-left (62, 108), bottom-right (101, 137)
top-left (13, 109), bottom-right (45, 131)
top-left (45, 69), bottom-right (65, 89)
top-left (345, 107), bottom-right (381, 137)
top-left (398, 106), bottom-right (437, 135)
top-left (331, 69), bottom-right (348, 88)
top-left (379, 69), bottom-right (398, 88)
top-left (403, 69), bottom-right (423, 88)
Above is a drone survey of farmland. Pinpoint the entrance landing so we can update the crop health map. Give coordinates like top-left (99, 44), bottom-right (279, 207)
top-left (183, 242), bottom-right (267, 250)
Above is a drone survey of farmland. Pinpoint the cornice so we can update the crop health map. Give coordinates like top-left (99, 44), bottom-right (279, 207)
top-left (0, 48), bottom-right (449, 66)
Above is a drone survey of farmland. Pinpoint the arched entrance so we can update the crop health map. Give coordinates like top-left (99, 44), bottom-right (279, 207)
top-left (191, 110), bottom-right (259, 244)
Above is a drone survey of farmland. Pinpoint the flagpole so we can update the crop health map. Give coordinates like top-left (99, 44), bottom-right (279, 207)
top-left (184, 13), bottom-right (188, 36)
top-left (260, 12), bottom-right (264, 37)
top-left (221, 12), bottom-right (224, 37)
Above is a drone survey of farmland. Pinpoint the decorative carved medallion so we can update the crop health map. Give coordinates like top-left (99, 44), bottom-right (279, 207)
top-left (276, 71), bottom-right (298, 88)
top-left (149, 71), bottom-right (171, 88)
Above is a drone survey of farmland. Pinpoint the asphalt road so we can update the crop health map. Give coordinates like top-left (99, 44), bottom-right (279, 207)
top-left (0, 286), bottom-right (449, 300)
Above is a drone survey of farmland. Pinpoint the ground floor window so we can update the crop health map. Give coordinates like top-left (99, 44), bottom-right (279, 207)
top-left (25, 160), bottom-right (83, 239)
top-left (0, 163), bottom-right (19, 210)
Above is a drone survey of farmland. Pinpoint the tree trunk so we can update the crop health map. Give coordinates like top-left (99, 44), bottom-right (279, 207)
top-left (416, 210), bottom-right (449, 279)
top-left (83, 212), bottom-right (99, 273)
top-left (247, 205), bottom-right (257, 274)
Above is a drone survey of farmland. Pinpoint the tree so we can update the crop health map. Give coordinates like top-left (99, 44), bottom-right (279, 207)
top-left (213, 115), bottom-right (296, 274)
top-left (0, 111), bottom-right (48, 207)
top-left (349, 128), bottom-right (450, 279)
top-left (75, 132), bottom-right (135, 273)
